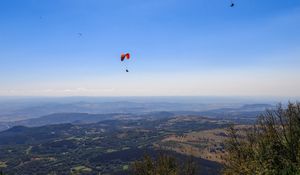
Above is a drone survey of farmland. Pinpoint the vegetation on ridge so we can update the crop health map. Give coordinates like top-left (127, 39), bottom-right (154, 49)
top-left (223, 102), bottom-right (300, 175)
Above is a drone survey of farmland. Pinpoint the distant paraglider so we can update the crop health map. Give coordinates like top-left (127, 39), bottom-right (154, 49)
top-left (230, 0), bottom-right (235, 7)
top-left (121, 53), bottom-right (131, 72)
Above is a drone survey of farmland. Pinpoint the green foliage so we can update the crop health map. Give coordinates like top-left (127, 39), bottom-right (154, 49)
top-left (223, 102), bottom-right (300, 175)
top-left (132, 153), bottom-right (196, 175)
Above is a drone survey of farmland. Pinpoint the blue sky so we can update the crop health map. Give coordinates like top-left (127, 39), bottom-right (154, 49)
top-left (0, 0), bottom-right (300, 97)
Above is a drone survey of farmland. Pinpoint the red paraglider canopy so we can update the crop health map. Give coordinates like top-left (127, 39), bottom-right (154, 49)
top-left (121, 53), bottom-right (130, 61)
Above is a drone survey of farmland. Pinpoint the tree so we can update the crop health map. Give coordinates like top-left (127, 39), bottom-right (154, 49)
top-left (223, 102), bottom-right (300, 175)
top-left (182, 156), bottom-right (196, 175)
top-left (133, 155), bottom-right (156, 175)
top-left (132, 153), bottom-right (196, 175)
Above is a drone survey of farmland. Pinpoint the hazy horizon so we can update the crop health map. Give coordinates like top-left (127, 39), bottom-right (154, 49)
top-left (0, 95), bottom-right (298, 104)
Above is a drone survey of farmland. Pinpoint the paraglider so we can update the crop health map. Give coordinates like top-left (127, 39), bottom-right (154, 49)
top-left (121, 53), bottom-right (131, 72)
top-left (121, 53), bottom-right (130, 61)
top-left (230, 0), bottom-right (235, 7)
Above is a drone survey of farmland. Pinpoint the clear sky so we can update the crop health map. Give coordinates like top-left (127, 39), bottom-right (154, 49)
top-left (0, 0), bottom-right (300, 97)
